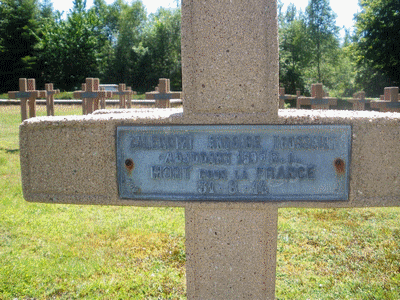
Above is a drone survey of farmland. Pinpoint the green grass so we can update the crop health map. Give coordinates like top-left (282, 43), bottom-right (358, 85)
top-left (0, 106), bottom-right (399, 299)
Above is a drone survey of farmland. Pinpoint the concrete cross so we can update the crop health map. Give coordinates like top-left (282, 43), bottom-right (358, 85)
top-left (297, 83), bottom-right (338, 109)
top-left (73, 78), bottom-right (111, 114)
top-left (99, 87), bottom-right (113, 110)
top-left (8, 78), bottom-right (43, 121)
top-left (371, 87), bottom-right (400, 112)
top-left (126, 87), bottom-right (133, 108)
top-left (145, 78), bottom-right (182, 108)
top-left (44, 83), bottom-right (60, 116)
top-left (19, 1), bottom-right (400, 299)
top-left (114, 83), bottom-right (131, 109)
top-left (279, 87), bottom-right (297, 108)
top-left (347, 91), bottom-right (371, 111)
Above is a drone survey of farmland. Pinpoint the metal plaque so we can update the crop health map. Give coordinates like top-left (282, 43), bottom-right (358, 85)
top-left (81, 92), bottom-right (98, 98)
top-left (387, 102), bottom-right (400, 108)
top-left (117, 125), bottom-right (351, 201)
top-left (15, 92), bottom-right (31, 98)
top-left (311, 99), bottom-right (329, 105)
top-left (154, 94), bottom-right (172, 100)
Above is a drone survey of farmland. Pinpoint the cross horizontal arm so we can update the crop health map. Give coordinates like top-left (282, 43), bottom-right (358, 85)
top-left (19, 110), bottom-right (400, 208)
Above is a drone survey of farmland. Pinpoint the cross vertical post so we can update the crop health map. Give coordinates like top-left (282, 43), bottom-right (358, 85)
top-left (126, 87), bottom-right (133, 108)
top-left (19, 78), bottom-right (28, 121)
top-left (86, 78), bottom-right (99, 114)
top-left (45, 83), bottom-right (60, 116)
top-left (73, 83), bottom-right (88, 115)
top-left (27, 79), bottom-right (37, 118)
top-left (99, 87), bottom-right (112, 110)
top-left (115, 84), bottom-right (130, 109)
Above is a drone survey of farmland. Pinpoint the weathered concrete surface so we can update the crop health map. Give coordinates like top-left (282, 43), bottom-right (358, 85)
top-left (181, 0), bottom-right (279, 117)
top-left (20, 109), bottom-right (400, 209)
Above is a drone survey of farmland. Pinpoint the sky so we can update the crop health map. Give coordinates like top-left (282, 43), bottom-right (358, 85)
top-left (52, 0), bottom-right (179, 16)
top-left (52, 0), bottom-right (360, 37)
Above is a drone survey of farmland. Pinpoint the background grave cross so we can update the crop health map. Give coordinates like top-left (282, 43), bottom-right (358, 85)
top-left (73, 78), bottom-right (110, 114)
top-left (99, 87), bottom-right (113, 110)
top-left (371, 87), bottom-right (400, 112)
top-left (126, 87), bottom-right (135, 108)
top-left (297, 83), bottom-right (338, 109)
top-left (348, 91), bottom-right (371, 110)
top-left (279, 87), bottom-right (298, 108)
top-left (73, 83), bottom-right (87, 115)
top-left (44, 83), bottom-right (60, 116)
top-left (145, 78), bottom-right (182, 108)
top-left (8, 78), bottom-right (42, 121)
top-left (114, 83), bottom-right (130, 109)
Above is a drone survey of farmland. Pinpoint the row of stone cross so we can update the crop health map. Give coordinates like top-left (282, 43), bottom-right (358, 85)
top-left (280, 83), bottom-right (400, 112)
top-left (73, 78), bottom-right (135, 115)
top-left (8, 78), bottom-right (183, 121)
top-left (10, 78), bottom-right (399, 122)
top-left (8, 78), bottom-right (59, 121)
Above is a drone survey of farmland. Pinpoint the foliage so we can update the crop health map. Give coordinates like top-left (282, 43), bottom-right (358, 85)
top-left (110, 0), bottom-right (147, 91)
top-left (279, 4), bottom-right (311, 95)
top-left (140, 7), bottom-right (182, 92)
top-left (304, 0), bottom-right (341, 86)
top-left (0, 0), bottom-right (182, 93)
top-left (0, 0), bottom-right (41, 92)
top-left (279, 0), bottom-right (359, 97)
top-left (353, 0), bottom-right (400, 94)
top-left (0, 0), bottom-right (398, 97)
top-left (37, 0), bottom-right (110, 91)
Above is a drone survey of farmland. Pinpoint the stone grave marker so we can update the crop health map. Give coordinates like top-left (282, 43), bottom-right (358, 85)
top-left (19, 0), bottom-right (400, 299)
top-left (73, 78), bottom-right (111, 114)
top-left (126, 87), bottom-right (134, 108)
top-left (99, 87), bottom-right (113, 110)
top-left (297, 83), bottom-right (338, 109)
top-left (371, 87), bottom-right (400, 112)
top-left (347, 91), bottom-right (371, 111)
top-left (145, 78), bottom-right (182, 108)
top-left (279, 87), bottom-right (297, 108)
top-left (8, 78), bottom-right (44, 121)
top-left (115, 83), bottom-right (131, 109)
top-left (44, 83), bottom-right (60, 116)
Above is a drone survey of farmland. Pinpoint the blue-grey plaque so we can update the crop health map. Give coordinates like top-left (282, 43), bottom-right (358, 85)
top-left (154, 94), bottom-right (173, 100)
top-left (117, 125), bottom-right (351, 201)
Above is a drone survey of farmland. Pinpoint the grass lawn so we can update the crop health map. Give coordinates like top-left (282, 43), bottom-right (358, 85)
top-left (0, 105), bottom-right (399, 299)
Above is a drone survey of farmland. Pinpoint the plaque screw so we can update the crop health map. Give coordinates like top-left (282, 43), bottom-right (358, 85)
top-left (125, 158), bottom-right (134, 172)
top-left (334, 158), bottom-right (345, 174)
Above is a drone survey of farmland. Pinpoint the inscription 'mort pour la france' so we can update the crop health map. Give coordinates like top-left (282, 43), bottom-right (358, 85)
top-left (117, 125), bottom-right (351, 201)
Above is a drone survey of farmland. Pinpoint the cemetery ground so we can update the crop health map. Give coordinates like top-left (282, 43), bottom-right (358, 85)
top-left (0, 106), bottom-right (399, 299)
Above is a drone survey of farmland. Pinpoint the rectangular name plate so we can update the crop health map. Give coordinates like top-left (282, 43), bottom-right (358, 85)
top-left (117, 125), bottom-right (351, 201)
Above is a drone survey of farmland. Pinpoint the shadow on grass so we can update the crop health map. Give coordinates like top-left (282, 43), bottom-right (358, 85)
top-left (0, 147), bottom-right (20, 154)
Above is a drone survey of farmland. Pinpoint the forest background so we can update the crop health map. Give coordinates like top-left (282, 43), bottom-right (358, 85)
top-left (0, 0), bottom-right (399, 97)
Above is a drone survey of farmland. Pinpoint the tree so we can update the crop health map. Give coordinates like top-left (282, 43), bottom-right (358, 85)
top-left (304, 0), bottom-right (340, 84)
top-left (39, 0), bottom-right (54, 19)
top-left (279, 4), bottom-right (311, 94)
top-left (0, 0), bottom-right (41, 92)
top-left (38, 0), bottom-right (110, 90)
top-left (354, 0), bottom-right (400, 86)
top-left (111, 0), bottom-right (146, 88)
top-left (139, 7), bottom-right (182, 91)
